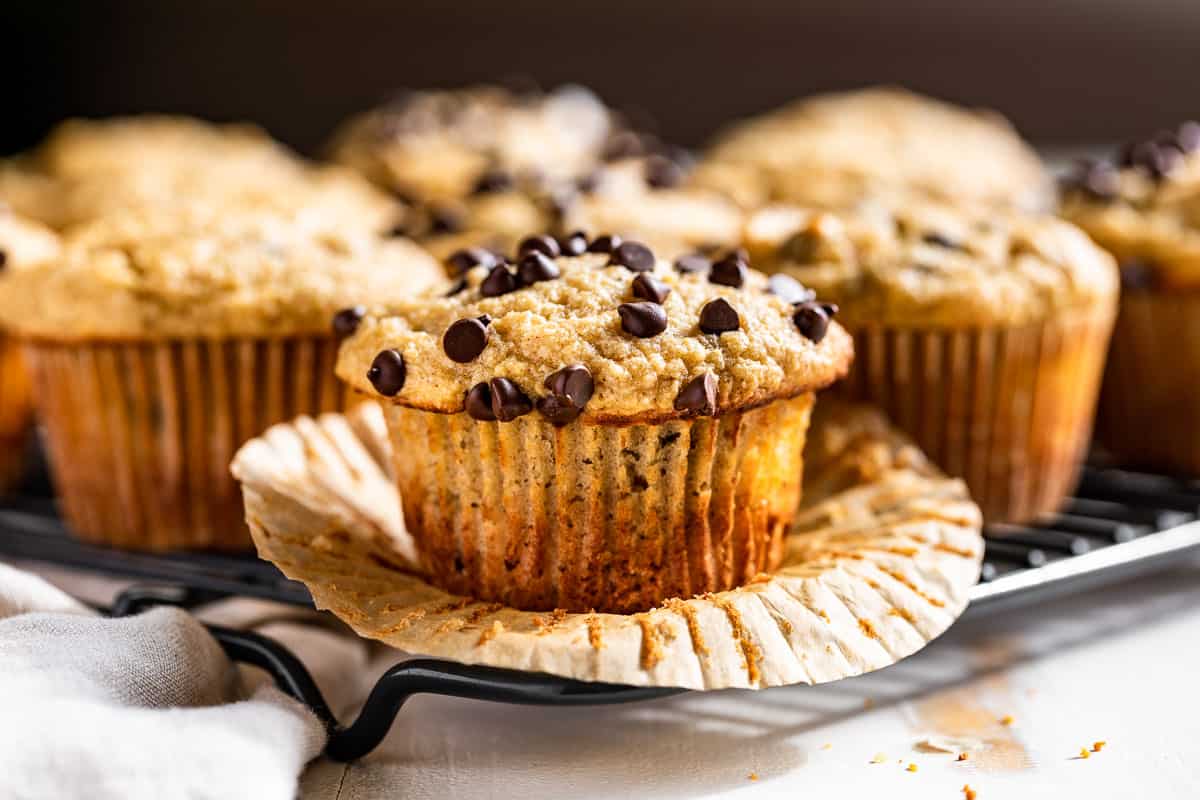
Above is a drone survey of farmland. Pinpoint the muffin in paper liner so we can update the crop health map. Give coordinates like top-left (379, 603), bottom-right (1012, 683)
top-left (382, 393), bottom-right (814, 614)
top-left (24, 338), bottom-right (354, 550)
top-left (835, 307), bottom-right (1116, 522)
top-left (0, 336), bottom-right (33, 493)
top-left (231, 401), bottom-right (983, 691)
top-left (1096, 292), bottom-right (1200, 474)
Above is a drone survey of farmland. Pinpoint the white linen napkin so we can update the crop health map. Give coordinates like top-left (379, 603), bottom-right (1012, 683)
top-left (0, 563), bottom-right (327, 800)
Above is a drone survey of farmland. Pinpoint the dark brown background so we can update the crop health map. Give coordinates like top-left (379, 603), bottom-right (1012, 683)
top-left (4, 0), bottom-right (1196, 156)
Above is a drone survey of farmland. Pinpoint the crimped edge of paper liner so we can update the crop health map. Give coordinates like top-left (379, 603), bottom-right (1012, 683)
top-left (232, 401), bottom-right (983, 690)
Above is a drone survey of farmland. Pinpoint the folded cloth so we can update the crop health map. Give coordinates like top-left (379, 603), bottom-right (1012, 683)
top-left (0, 564), bottom-right (326, 800)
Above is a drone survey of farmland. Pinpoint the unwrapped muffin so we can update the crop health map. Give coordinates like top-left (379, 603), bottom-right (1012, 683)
top-left (1061, 123), bottom-right (1200, 473)
top-left (0, 209), bottom-right (444, 550)
top-left (336, 233), bottom-right (853, 613)
top-left (749, 202), bottom-right (1118, 521)
top-left (0, 209), bottom-right (60, 493)
top-left (694, 87), bottom-right (1053, 213)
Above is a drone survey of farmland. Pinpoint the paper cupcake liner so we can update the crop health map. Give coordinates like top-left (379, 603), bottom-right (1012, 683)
top-left (231, 402), bottom-right (983, 690)
top-left (381, 393), bottom-right (814, 614)
top-left (24, 337), bottom-right (353, 551)
top-left (1097, 291), bottom-right (1200, 474)
top-left (834, 307), bottom-right (1115, 523)
top-left (0, 335), bottom-right (34, 493)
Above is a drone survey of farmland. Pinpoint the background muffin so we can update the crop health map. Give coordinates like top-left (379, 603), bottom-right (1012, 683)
top-left (336, 234), bottom-right (853, 613)
top-left (693, 87), bottom-right (1054, 214)
top-left (750, 201), bottom-right (1118, 522)
top-left (0, 209), bottom-right (60, 494)
top-left (0, 209), bottom-right (444, 550)
top-left (1061, 123), bottom-right (1200, 473)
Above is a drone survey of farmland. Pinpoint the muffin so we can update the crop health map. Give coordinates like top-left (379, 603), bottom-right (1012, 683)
top-left (1060, 123), bottom-right (1200, 473)
top-left (0, 210), bottom-right (444, 550)
top-left (0, 209), bottom-right (60, 493)
top-left (694, 87), bottom-right (1054, 213)
top-left (336, 234), bottom-right (853, 613)
top-left (748, 202), bottom-right (1118, 522)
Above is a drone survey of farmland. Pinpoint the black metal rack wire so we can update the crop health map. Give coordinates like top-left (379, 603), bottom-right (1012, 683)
top-left (3, 464), bottom-right (1200, 760)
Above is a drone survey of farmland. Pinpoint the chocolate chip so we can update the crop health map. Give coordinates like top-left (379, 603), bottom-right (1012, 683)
top-left (517, 252), bottom-right (560, 285)
top-left (608, 241), bottom-right (655, 272)
top-left (631, 273), bottom-right (671, 304)
top-left (367, 350), bottom-right (406, 396)
top-left (674, 373), bottom-right (717, 416)
top-left (559, 230), bottom-right (589, 257)
top-left (446, 247), bottom-right (498, 277)
top-left (518, 235), bottom-right (561, 259)
top-left (332, 306), bottom-right (366, 338)
top-left (698, 298), bottom-right (740, 334)
top-left (489, 377), bottom-right (533, 421)
top-left (465, 382), bottom-right (497, 421)
top-left (587, 234), bottom-right (622, 254)
top-left (471, 169), bottom-right (513, 195)
top-left (429, 207), bottom-right (465, 234)
top-left (922, 232), bottom-right (962, 250)
top-left (480, 264), bottom-right (520, 297)
top-left (793, 302), bottom-right (833, 343)
top-left (1064, 159), bottom-right (1120, 202)
top-left (709, 253), bottom-right (747, 287)
top-left (618, 302), bottom-right (668, 338)
top-left (674, 254), bottom-right (710, 274)
top-left (536, 364), bottom-right (595, 425)
top-left (445, 278), bottom-right (468, 297)
top-left (766, 273), bottom-right (815, 305)
top-left (644, 154), bottom-right (684, 189)
top-left (1179, 121), bottom-right (1200, 153)
top-left (443, 318), bottom-right (490, 363)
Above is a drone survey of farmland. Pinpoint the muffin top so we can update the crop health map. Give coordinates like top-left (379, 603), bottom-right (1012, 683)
top-left (0, 209), bottom-right (60, 272)
top-left (1060, 122), bottom-right (1200, 288)
top-left (0, 209), bottom-right (444, 341)
top-left (696, 87), bottom-right (1053, 213)
top-left (748, 202), bottom-right (1118, 328)
top-left (336, 235), bottom-right (853, 424)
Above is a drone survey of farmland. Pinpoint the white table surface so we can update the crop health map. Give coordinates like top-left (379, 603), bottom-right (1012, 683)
top-left (19, 557), bottom-right (1200, 800)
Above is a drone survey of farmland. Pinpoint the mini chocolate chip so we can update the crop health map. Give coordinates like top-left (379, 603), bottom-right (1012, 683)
top-left (674, 254), bottom-right (710, 274)
top-left (446, 247), bottom-right (498, 277)
top-left (332, 306), bottom-right (366, 338)
top-left (587, 234), bottom-right (622, 254)
top-left (471, 169), bottom-right (513, 195)
top-left (489, 377), bottom-right (533, 421)
top-left (429, 207), bottom-right (465, 234)
top-left (709, 253), bottom-right (747, 287)
top-left (766, 273), bottom-right (815, 305)
top-left (537, 364), bottom-right (595, 425)
top-left (793, 302), bottom-right (831, 343)
top-left (618, 302), bottom-right (668, 338)
top-left (674, 373), bottom-right (717, 416)
top-left (480, 264), bottom-right (520, 297)
top-left (559, 230), bottom-right (589, 256)
top-left (445, 278), bottom-right (468, 297)
top-left (517, 251), bottom-right (561, 285)
top-left (443, 318), bottom-right (490, 363)
top-left (698, 298), bottom-right (740, 334)
top-left (1179, 121), bottom-right (1200, 153)
top-left (644, 154), bottom-right (684, 189)
top-left (922, 232), bottom-right (962, 250)
top-left (367, 350), bottom-right (406, 396)
top-left (608, 241), bottom-right (655, 272)
top-left (631, 273), bottom-right (671, 304)
top-left (518, 235), bottom-right (561, 259)
top-left (465, 382), bottom-right (497, 421)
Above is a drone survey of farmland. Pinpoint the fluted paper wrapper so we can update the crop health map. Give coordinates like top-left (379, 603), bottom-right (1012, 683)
top-left (383, 394), bottom-right (814, 614)
top-left (1098, 291), bottom-right (1200, 474)
top-left (0, 336), bottom-right (34, 493)
top-left (835, 307), bottom-right (1115, 522)
top-left (24, 337), bottom-right (352, 551)
top-left (231, 402), bottom-right (983, 690)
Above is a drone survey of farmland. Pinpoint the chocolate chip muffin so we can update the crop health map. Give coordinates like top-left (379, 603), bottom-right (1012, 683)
top-left (694, 87), bottom-right (1054, 214)
top-left (0, 209), bottom-right (444, 550)
top-left (1061, 123), bottom-right (1200, 473)
top-left (750, 202), bottom-right (1118, 522)
top-left (0, 209), bottom-right (60, 493)
top-left (336, 234), bottom-right (853, 613)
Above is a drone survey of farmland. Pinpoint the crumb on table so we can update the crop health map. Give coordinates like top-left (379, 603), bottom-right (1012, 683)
top-left (963, 785), bottom-right (977, 800)
top-left (1092, 740), bottom-right (1107, 752)
top-left (957, 752), bottom-right (969, 762)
